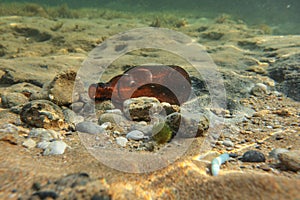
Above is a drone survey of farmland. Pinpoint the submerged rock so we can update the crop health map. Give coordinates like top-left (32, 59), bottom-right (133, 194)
top-left (166, 112), bottom-right (209, 138)
top-left (29, 128), bottom-right (61, 141)
top-left (22, 138), bottom-right (36, 149)
top-left (20, 100), bottom-right (67, 129)
top-left (42, 140), bottom-right (68, 156)
top-left (126, 130), bottom-right (145, 141)
top-left (251, 83), bottom-right (268, 96)
top-left (241, 150), bottom-right (266, 162)
top-left (115, 136), bottom-right (128, 147)
top-left (1, 92), bottom-right (29, 108)
top-left (98, 113), bottom-right (125, 125)
top-left (268, 53), bottom-right (300, 101)
top-left (76, 121), bottom-right (104, 134)
top-left (269, 148), bottom-right (289, 160)
top-left (278, 150), bottom-right (300, 172)
top-left (48, 69), bottom-right (78, 106)
top-left (123, 97), bottom-right (163, 121)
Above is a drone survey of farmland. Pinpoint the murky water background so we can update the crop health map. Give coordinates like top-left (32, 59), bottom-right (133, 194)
top-left (1, 0), bottom-right (299, 34)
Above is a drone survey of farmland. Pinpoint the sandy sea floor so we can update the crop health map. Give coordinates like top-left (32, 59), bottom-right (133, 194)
top-left (0, 4), bottom-right (299, 200)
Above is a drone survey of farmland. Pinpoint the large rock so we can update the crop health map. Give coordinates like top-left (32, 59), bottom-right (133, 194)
top-left (20, 100), bottom-right (67, 129)
top-left (268, 53), bottom-right (300, 101)
top-left (48, 69), bottom-right (78, 106)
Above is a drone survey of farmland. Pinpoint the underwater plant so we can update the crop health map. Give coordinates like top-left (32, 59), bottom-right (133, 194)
top-left (152, 121), bottom-right (173, 145)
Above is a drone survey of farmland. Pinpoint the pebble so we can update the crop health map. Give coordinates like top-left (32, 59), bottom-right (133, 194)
top-left (62, 108), bottom-right (77, 125)
top-left (269, 148), bottom-right (289, 160)
top-left (241, 150), bottom-right (266, 162)
top-left (98, 113), bottom-right (125, 125)
top-left (29, 128), bottom-right (61, 141)
top-left (222, 139), bottom-right (234, 147)
top-left (76, 121), bottom-right (104, 134)
top-left (43, 140), bottom-right (68, 156)
top-left (251, 83), bottom-right (268, 96)
top-left (278, 150), bottom-right (300, 172)
top-left (71, 102), bottom-right (84, 113)
top-left (22, 138), bottom-right (36, 148)
top-left (100, 122), bottom-right (112, 130)
top-left (259, 164), bottom-right (271, 171)
top-left (115, 137), bottom-right (128, 147)
top-left (126, 130), bottom-right (145, 140)
top-left (131, 123), bottom-right (153, 135)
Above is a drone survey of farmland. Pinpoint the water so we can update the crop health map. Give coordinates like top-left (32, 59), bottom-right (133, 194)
top-left (0, 0), bottom-right (299, 34)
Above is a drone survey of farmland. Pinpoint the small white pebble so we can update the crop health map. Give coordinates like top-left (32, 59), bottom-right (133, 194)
top-left (116, 137), bottom-right (128, 147)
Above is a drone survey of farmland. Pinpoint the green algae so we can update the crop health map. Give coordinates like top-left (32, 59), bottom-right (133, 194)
top-left (152, 122), bottom-right (172, 145)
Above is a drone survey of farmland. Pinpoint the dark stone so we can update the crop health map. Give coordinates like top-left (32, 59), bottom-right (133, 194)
top-left (76, 121), bottom-right (104, 134)
top-left (229, 153), bottom-right (239, 158)
top-left (241, 150), bottom-right (266, 162)
top-left (91, 194), bottom-right (112, 200)
top-left (32, 182), bottom-right (41, 191)
top-left (32, 190), bottom-right (59, 199)
top-left (54, 173), bottom-right (90, 188)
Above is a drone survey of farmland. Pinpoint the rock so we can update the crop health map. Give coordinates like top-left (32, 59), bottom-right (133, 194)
top-left (123, 97), bottom-right (163, 121)
top-left (166, 112), bottom-right (209, 138)
top-left (100, 122), bottom-right (112, 130)
top-left (269, 148), bottom-right (289, 160)
top-left (29, 81), bottom-right (51, 101)
top-left (37, 141), bottom-right (51, 149)
top-left (76, 121), bottom-right (104, 134)
top-left (201, 31), bottom-right (224, 40)
top-left (43, 140), bottom-right (68, 156)
top-left (62, 107), bottom-right (80, 130)
top-left (161, 102), bottom-right (180, 115)
top-left (1, 92), bottom-right (29, 108)
top-left (71, 102), bottom-right (84, 113)
top-left (48, 69), bottom-right (78, 106)
top-left (131, 122), bottom-right (153, 135)
top-left (0, 123), bottom-right (19, 133)
top-left (278, 150), bottom-right (300, 172)
top-left (95, 101), bottom-right (115, 111)
top-left (98, 113), bottom-right (125, 125)
top-left (222, 139), bottom-right (234, 147)
top-left (259, 164), bottom-right (271, 171)
top-left (32, 190), bottom-right (59, 199)
top-left (251, 83), bottom-right (268, 96)
top-left (105, 109), bottom-right (122, 115)
top-left (22, 138), bottom-right (36, 148)
top-left (126, 130), bottom-right (145, 140)
top-left (115, 136), bottom-right (128, 147)
top-left (29, 128), bottom-right (61, 141)
top-left (0, 134), bottom-right (18, 145)
top-left (2, 82), bottom-right (42, 94)
top-left (20, 100), bottom-right (67, 129)
top-left (241, 150), bottom-right (266, 162)
top-left (268, 54), bottom-right (300, 101)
